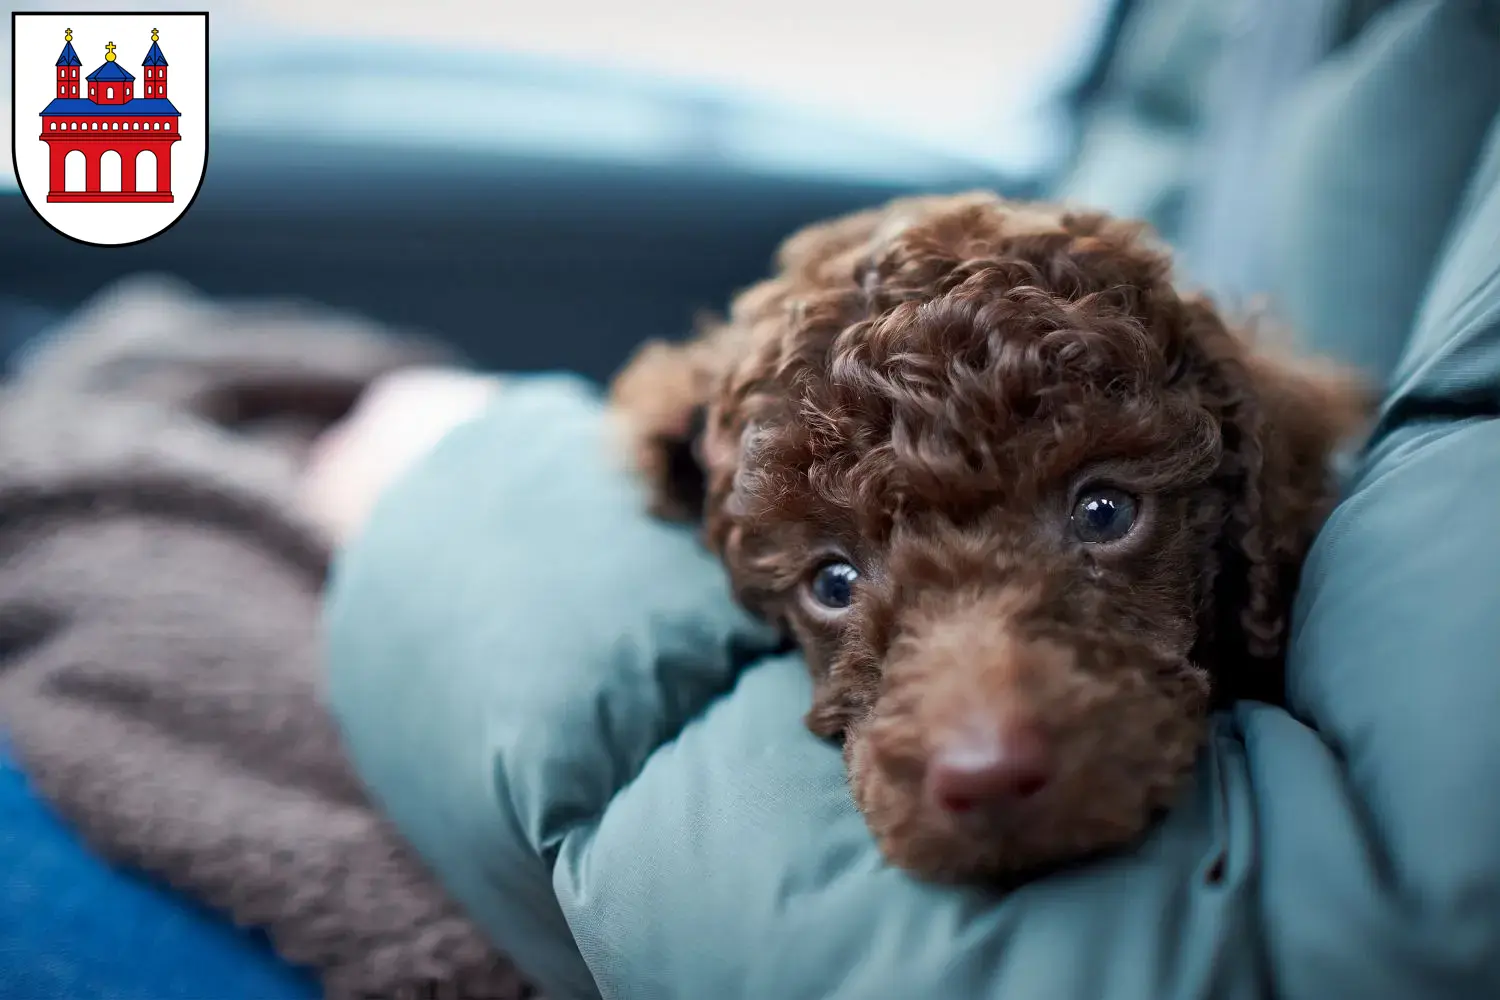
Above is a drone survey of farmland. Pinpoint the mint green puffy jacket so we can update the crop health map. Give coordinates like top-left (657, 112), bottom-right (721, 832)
top-left (326, 3), bottom-right (1500, 997)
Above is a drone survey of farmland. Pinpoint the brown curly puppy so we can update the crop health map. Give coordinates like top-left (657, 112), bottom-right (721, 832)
top-left (611, 192), bottom-right (1368, 883)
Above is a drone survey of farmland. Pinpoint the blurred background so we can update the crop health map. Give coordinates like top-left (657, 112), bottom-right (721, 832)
top-left (2, 0), bottom-right (1118, 381)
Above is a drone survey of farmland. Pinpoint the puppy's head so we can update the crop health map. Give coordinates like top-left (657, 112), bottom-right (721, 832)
top-left (685, 194), bottom-right (1367, 881)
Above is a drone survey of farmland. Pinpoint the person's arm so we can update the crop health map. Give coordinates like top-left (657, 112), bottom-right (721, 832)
top-left (322, 374), bottom-right (785, 999)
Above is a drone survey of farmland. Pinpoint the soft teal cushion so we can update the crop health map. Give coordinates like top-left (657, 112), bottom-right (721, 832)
top-left (1383, 108), bottom-right (1500, 421)
top-left (1251, 419), bottom-right (1500, 1000)
top-left (1265, 0), bottom-right (1500, 385)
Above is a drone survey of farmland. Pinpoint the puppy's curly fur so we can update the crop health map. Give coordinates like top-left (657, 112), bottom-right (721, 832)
top-left (612, 193), bottom-right (1368, 883)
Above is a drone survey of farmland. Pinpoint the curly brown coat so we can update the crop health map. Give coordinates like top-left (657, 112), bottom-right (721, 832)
top-left (612, 192), bottom-right (1368, 883)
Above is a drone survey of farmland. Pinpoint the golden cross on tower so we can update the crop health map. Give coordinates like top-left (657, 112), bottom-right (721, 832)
top-left (105, 41), bottom-right (117, 62)
top-left (152, 28), bottom-right (160, 42)
top-left (64, 28), bottom-right (72, 42)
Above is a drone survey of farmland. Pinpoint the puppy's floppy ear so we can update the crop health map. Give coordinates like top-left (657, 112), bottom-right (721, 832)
top-left (610, 337), bottom-right (714, 522)
top-left (1192, 304), bottom-right (1373, 701)
top-left (805, 667), bottom-right (863, 740)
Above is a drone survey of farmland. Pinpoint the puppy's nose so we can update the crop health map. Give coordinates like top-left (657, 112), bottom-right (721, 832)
top-left (925, 716), bottom-right (1052, 814)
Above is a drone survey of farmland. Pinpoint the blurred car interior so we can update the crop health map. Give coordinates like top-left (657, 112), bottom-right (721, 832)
top-left (1, 0), bottom-right (1123, 382)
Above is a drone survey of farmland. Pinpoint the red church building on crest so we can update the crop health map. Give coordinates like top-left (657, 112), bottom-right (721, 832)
top-left (38, 28), bottom-right (181, 202)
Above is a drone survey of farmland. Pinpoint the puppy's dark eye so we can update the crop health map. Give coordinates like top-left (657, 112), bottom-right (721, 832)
top-left (809, 561), bottom-right (859, 609)
top-left (1071, 488), bottom-right (1138, 544)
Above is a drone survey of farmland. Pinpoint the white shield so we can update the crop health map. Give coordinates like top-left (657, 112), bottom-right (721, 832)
top-left (10, 12), bottom-right (207, 246)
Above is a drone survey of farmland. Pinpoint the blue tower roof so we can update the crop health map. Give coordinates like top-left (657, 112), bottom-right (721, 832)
top-left (87, 61), bottom-right (136, 83)
top-left (56, 41), bottom-right (80, 67)
top-left (142, 40), bottom-right (167, 66)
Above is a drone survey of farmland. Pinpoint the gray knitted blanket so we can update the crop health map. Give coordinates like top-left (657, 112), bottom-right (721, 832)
top-left (0, 276), bottom-right (534, 1000)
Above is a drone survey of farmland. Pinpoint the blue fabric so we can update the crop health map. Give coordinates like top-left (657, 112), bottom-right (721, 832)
top-left (0, 744), bottom-right (319, 1000)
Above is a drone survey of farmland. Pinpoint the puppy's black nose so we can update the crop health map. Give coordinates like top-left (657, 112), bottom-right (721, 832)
top-left (925, 717), bottom-right (1052, 814)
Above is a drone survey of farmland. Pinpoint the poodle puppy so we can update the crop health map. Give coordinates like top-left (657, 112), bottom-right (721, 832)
top-left (611, 193), bottom-right (1368, 883)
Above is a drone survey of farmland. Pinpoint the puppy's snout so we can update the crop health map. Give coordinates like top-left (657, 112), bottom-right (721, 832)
top-left (924, 713), bottom-right (1053, 814)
